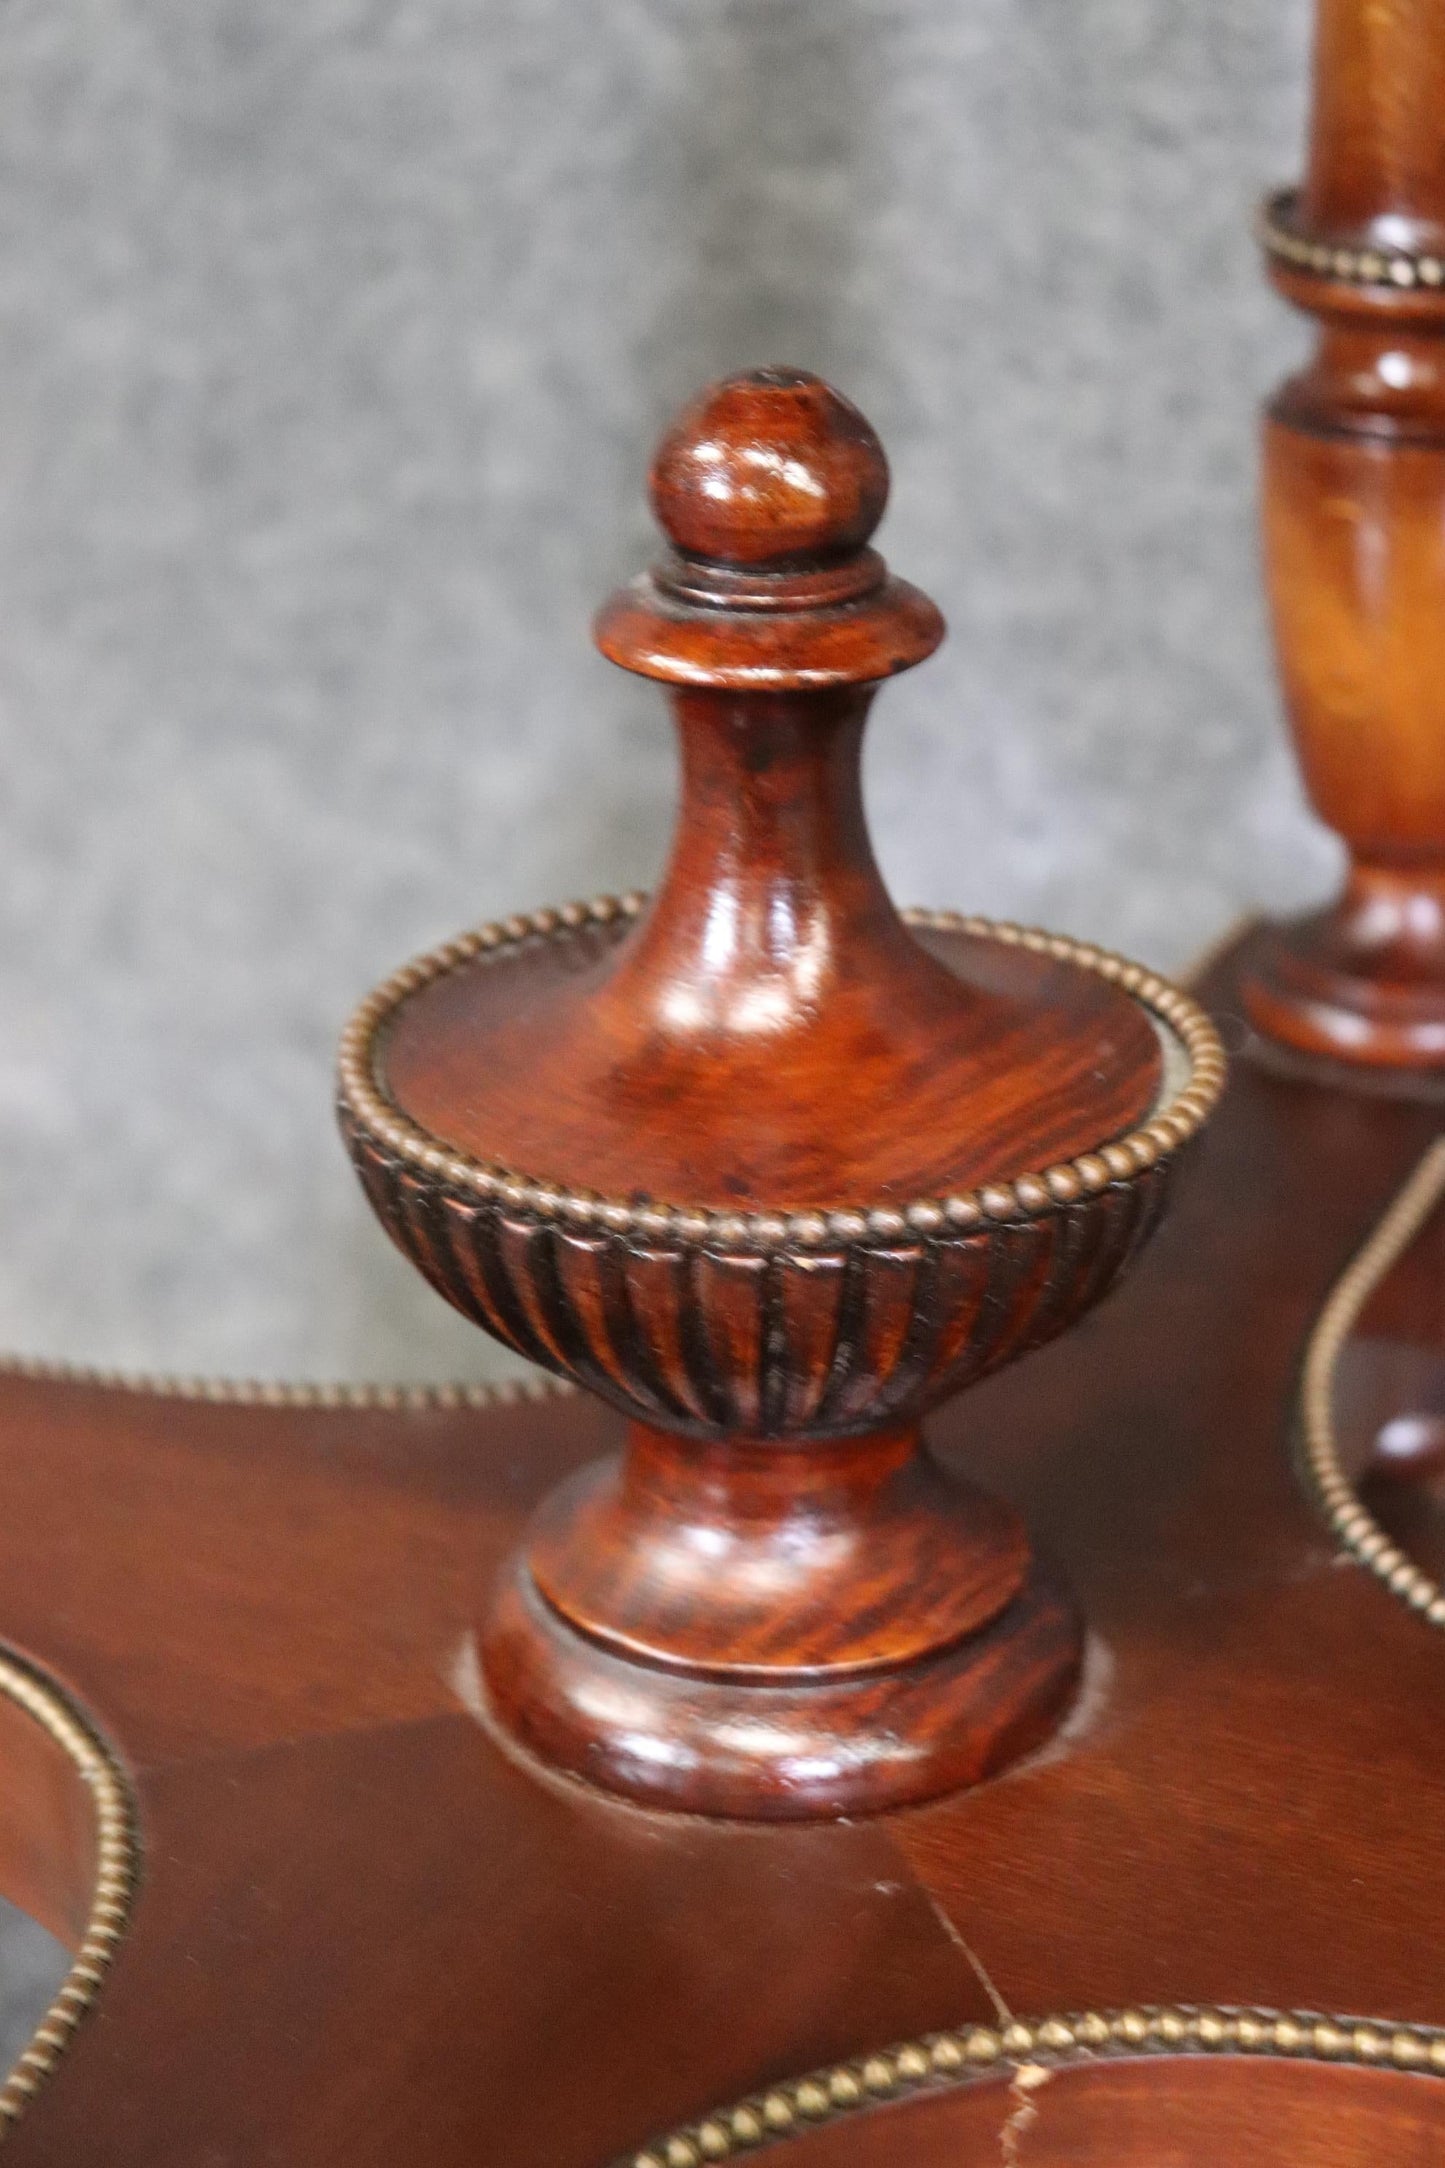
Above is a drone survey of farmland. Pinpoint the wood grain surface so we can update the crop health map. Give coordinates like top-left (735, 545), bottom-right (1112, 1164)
top-left (1244, 0), bottom-right (1445, 1064)
top-left (0, 938), bottom-right (1441, 2161)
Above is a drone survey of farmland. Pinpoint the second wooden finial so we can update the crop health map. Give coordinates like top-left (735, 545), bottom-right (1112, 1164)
top-left (1245, 0), bottom-right (1445, 1069)
top-left (339, 369), bottom-right (1225, 1817)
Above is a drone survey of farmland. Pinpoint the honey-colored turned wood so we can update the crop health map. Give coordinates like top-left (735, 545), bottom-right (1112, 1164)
top-left (340, 369), bottom-right (1222, 1817)
top-left (1244, 0), bottom-right (1445, 1066)
top-left (1302, 0), bottom-right (1445, 247)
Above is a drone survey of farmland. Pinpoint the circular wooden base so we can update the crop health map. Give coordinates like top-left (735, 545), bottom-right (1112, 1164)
top-left (525, 1423), bottom-right (1034, 1679)
top-left (480, 1553), bottom-right (1082, 1820)
top-left (1242, 894), bottom-right (1445, 1070)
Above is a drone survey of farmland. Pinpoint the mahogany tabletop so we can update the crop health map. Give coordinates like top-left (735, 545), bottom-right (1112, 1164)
top-left (0, 937), bottom-right (1441, 2163)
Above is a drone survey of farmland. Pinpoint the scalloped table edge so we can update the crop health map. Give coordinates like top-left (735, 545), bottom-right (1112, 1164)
top-left (12, 911), bottom-right (1442, 2159)
top-left (617, 2002), bottom-right (1445, 2167)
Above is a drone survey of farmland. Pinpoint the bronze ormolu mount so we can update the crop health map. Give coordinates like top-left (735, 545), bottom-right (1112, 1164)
top-left (339, 369), bottom-right (1225, 1818)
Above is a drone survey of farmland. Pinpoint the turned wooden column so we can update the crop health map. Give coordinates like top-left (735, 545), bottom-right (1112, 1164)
top-left (339, 369), bottom-right (1224, 1818)
top-left (1244, 0), bottom-right (1445, 1067)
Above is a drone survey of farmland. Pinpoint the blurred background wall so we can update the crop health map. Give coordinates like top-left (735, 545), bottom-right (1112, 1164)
top-left (0, 0), bottom-right (1321, 1386)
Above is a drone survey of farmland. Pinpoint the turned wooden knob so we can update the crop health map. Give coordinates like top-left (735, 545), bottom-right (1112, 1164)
top-left (648, 366), bottom-right (889, 569)
top-left (339, 369), bottom-right (1225, 1818)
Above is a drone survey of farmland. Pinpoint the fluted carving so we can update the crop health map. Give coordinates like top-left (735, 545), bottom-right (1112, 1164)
top-left (348, 1109), bottom-right (1166, 1439)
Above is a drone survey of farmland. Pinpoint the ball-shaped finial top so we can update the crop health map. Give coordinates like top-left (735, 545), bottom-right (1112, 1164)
top-left (649, 368), bottom-right (889, 570)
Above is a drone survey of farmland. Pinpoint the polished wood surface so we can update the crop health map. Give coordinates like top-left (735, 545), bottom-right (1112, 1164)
top-left (0, 937), bottom-right (1444, 2161)
top-left (381, 872), bottom-right (1164, 1210)
top-left (1303, 0), bottom-right (1445, 246)
top-left (1244, 0), bottom-right (1445, 1065)
top-left (381, 375), bottom-right (1162, 1209)
top-left (342, 371), bottom-right (1219, 1817)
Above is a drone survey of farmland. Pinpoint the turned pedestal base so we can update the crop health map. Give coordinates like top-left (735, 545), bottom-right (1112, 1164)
top-left (479, 1423), bottom-right (1082, 1819)
top-left (1242, 869), bottom-right (1445, 1070)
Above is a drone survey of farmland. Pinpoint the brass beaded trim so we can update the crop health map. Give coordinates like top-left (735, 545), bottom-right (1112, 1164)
top-left (0, 1654), bottom-right (137, 2140)
top-left (0, 1352), bottom-right (570, 1413)
top-left (337, 896), bottom-right (1225, 1251)
top-left (1298, 1135), bottom-right (1445, 1630)
top-left (1259, 187), bottom-right (1445, 292)
top-left (623, 2003), bottom-right (1445, 2166)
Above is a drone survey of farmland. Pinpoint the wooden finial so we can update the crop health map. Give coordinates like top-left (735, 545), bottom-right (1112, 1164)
top-left (1245, 0), bottom-right (1445, 1068)
top-left (339, 371), bottom-right (1225, 1818)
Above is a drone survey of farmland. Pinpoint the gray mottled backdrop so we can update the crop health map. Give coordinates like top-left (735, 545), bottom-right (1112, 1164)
top-left (0, 0), bottom-right (1322, 1392)
top-left (0, 0), bottom-right (1326, 2048)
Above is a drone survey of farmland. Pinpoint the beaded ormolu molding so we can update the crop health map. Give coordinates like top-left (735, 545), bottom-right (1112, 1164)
top-left (1298, 1134), bottom-right (1445, 1630)
top-left (621, 2002), bottom-right (1445, 2167)
top-left (0, 1353), bottom-right (569, 1413)
top-left (337, 896), bottom-right (1225, 1250)
top-left (1259, 187), bottom-right (1445, 293)
top-left (0, 1655), bottom-right (136, 2141)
